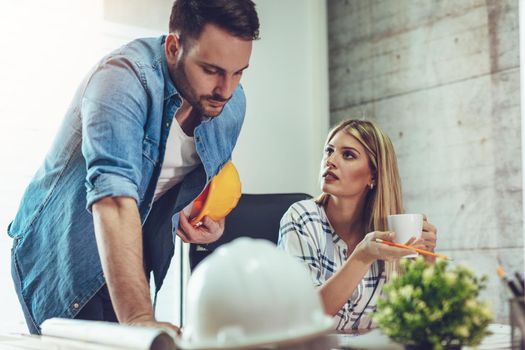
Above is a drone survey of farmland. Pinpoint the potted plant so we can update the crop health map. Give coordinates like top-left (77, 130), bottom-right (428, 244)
top-left (373, 257), bottom-right (493, 350)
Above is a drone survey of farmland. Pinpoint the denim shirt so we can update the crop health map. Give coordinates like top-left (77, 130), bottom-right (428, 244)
top-left (7, 36), bottom-right (245, 330)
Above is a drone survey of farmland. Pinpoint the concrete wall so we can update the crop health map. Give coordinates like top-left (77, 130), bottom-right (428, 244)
top-left (328, 0), bottom-right (521, 322)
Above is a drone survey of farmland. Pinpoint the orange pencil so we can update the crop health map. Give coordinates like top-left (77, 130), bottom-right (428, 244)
top-left (374, 238), bottom-right (452, 261)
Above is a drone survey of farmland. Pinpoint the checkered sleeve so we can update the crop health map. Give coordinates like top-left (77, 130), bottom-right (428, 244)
top-left (278, 202), bottom-right (324, 287)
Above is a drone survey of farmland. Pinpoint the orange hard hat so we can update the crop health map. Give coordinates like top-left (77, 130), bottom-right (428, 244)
top-left (190, 161), bottom-right (241, 226)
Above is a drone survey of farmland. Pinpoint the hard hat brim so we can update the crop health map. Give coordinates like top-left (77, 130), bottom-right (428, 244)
top-left (190, 161), bottom-right (242, 226)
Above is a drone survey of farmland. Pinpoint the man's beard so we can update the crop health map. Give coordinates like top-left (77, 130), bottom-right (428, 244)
top-left (171, 60), bottom-right (231, 118)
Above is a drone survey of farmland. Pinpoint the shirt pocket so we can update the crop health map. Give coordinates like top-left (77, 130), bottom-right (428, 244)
top-left (142, 136), bottom-right (159, 165)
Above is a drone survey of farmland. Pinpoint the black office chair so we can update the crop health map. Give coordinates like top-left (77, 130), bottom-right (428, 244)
top-left (189, 192), bottom-right (312, 271)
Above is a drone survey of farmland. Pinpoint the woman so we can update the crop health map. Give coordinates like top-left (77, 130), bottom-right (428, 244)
top-left (278, 119), bottom-right (437, 330)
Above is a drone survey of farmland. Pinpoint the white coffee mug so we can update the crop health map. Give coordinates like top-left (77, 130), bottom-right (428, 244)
top-left (387, 213), bottom-right (423, 244)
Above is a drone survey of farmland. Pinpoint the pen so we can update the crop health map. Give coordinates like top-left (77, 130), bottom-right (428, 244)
top-left (497, 266), bottom-right (523, 297)
top-left (515, 272), bottom-right (525, 293)
top-left (374, 238), bottom-right (452, 260)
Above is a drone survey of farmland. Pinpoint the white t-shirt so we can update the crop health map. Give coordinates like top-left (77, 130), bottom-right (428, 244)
top-left (153, 119), bottom-right (201, 201)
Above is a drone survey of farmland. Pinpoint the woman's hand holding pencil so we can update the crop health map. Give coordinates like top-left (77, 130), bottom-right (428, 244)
top-left (354, 231), bottom-right (419, 263)
top-left (374, 237), bottom-right (452, 261)
top-left (417, 216), bottom-right (438, 262)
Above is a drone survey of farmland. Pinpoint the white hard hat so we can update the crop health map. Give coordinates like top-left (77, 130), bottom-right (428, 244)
top-left (179, 238), bottom-right (333, 349)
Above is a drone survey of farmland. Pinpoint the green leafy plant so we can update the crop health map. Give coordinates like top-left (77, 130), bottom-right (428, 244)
top-left (373, 257), bottom-right (493, 350)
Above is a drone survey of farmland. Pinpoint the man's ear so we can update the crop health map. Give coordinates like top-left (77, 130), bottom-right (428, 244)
top-left (165, 33), bottom-right (182, 64)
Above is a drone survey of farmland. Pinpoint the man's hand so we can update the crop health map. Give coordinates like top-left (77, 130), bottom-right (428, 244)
top-left (176, 212), bottom-right (225, 244)
top-left (127, 316), bottom-right (181, 336)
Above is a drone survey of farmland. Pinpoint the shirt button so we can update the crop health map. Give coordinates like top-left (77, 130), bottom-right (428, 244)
top-left (73, 303), bottom-right (80, 309)
top-left (165, 122), bottom-right (170, 128)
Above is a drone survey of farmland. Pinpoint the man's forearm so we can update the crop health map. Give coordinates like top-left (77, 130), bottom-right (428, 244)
top-left (92, 196), bottom-right (153, 323)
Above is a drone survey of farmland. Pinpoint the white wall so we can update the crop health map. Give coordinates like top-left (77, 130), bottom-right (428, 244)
top-left (234, 0), bottom-right (329, 196)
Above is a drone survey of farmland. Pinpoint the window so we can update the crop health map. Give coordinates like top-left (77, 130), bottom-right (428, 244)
top-left (0, 1), bottom-right (170, 329)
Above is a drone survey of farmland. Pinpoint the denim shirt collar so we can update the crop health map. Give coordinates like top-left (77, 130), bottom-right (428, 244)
top-left (160, 36), bottom-right (182, 105)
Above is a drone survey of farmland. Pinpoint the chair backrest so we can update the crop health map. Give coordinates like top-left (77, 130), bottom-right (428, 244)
top-left (189, 192), bottom-right (312, 271)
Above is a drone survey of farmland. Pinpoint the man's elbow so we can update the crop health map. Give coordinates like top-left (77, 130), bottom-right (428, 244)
top-left (92, 196), bottom-right (137, 215)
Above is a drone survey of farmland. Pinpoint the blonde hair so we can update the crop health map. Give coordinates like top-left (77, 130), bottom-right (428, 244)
top-left (316, 119), bottom-right (404, 231)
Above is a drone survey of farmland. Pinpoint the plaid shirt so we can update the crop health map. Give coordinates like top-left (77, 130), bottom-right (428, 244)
top-left (278, 199), bottom-right (386, 330)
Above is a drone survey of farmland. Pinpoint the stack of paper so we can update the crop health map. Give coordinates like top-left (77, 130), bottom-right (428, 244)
top-left (0, 318), bottom-right (176, 350)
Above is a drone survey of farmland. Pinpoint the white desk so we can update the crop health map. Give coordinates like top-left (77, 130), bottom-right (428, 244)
top-left (0, 324), bottom-right (515, 350)
top-left (332, 324), bottom-right (513, 350)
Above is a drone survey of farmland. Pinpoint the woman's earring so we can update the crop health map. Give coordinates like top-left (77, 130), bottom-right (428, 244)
top-left (369, 182), bottom-right (374, 190)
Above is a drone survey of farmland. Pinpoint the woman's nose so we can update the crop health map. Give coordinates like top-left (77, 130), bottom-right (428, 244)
top-left (325, 155), bottom-right (336, 168)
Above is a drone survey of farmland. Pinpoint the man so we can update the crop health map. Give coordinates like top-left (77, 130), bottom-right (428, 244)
top-left (8, 0), bottom-right (259, 334)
